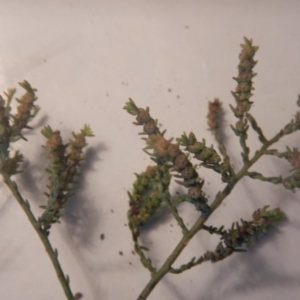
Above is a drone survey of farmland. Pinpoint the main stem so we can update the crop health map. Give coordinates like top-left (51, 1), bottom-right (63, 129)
top-left (137, 131), bottom-right (283, 300)
top-left (1, 172), bottom-right (75, 300)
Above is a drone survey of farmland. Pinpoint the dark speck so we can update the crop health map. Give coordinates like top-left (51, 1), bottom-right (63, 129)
top-left (74, 293), bottom-right (83, 300)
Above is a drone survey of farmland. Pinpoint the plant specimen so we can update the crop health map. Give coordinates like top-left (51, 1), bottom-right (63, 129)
top-left (124, 37), bottom-right (299, 300)
top-left (1, 37), bottom-right (299, 300)
top-left (0, 81), bottom-right (93, 299)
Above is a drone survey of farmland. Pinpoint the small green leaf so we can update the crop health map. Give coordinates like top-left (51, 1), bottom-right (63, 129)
top-left (82, 124), bottom-right (94, 137)
top-left (124, 98), bottom-right (139, 115)
top-left (41, 126), bottom-right (54, 139)
top-left (140, 246), bottom-right (149, 251)
top-left (18, 80), bottom-right (37, 93)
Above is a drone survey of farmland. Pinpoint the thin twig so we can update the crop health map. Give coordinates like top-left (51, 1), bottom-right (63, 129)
top-left (128, 220), bottom-right (156, 274)
top-left (163, 192), bottom-right (189, 235)
top-left (1, 172), bottom-right (75, 300)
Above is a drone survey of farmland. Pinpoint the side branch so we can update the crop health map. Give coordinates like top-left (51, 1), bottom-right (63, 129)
top-left (1, 172), bottom-right (75, 300)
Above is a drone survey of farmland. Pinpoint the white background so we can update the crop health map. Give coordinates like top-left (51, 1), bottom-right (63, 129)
top-left (0, 1), bottom-right (300, 299)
